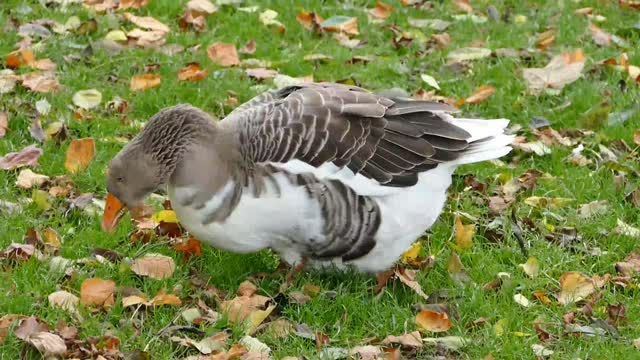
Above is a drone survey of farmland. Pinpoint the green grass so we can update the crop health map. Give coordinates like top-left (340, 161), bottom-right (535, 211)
top-left (1, 0), bottom-right (640, 358)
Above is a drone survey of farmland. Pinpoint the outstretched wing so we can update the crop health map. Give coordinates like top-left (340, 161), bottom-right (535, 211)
top-left (221, 82), bottom-right (471, 187)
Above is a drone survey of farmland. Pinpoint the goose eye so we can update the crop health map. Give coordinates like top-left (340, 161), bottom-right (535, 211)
top-left (116, 176), bottom-right (124, 182)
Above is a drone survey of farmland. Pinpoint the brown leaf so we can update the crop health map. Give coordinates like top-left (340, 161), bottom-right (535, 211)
top-left (296, 10), bottom-right (323, 30)
top-left (606, 303), bottom-right (625, 327)
top-left (119, 0), bottom-right (149, 10)
top-left (14, 317), bottom-right (48, 341)
top-left (288, 291), bottom-right (310, 304)
top-left (533, 320), bottom-right (555, 342)
top-left (5, 49), bottom-right (35, 69)
top-left (21, 72), bottom-right (60, 92)
top-left (186, 0), bottom-right (217, 14)
top-left (80, 278), bottom-right (116, 308)
top-left (394, 267), bottom-right (429, 300)
top-left (555, 272), bottom-right (596, 305)
top-left (221, 295), bottom-right (270, 323)
top-left (124, 13), bottom-right (170, 33)
top-left (245, 68), bottom-right (279, 80)
top-left (536, 29), bottom-right (556, 50)
top-left (127, 28), bottom-right (166, 48)
top-left (453, 0), bottom-right (473, 13)
top-left (315, 331), bottom-right (330, 350)
top-left (48, 291), bottom-right (80, 318)
top-left (0, 112), bottom-right (7, 138)
top-left (0, 144), bottom-right (42, 170)
top-left (238, 280), bottom-right (257, 297)
top-left (615, 249), bottom-right (640, 276)
top-left (177, 62), bottom-right (208, 81)
top-left (65, 138), bottom-right (95, 173)
top-left (382, 331), bottom-right (423, 348)
top-left (1, 243), bottom-right (35, 261)
top-left (321, 16), bottom-right (359, 36)
top-left (27, 331), bottom-right (67, 355)
top-left (123, 289), bottom-right (182, 307)
top-left (0, 315), bottom-right (25, 343)
top-left (207, 42), bottom-right (240, 67)
top-left (239, 39), bottom-right (256, 54)
top-left (130, 73), bottom-right (161, 91)
top-left (131, 253), bottom-right (176, 279)
top-left (416, 309), bottom-right (452, 333)
top-left (464, 85), bottom-right (496, 104)
top-left (368, 2), bottom-right (394, 20)
top-left (173, 237), bottom-right (202, 258)
top-left (16, 169), bottom-right (49, 189)
top-left (533, 291), bottom-right (553, 305)
top-left (589, 23), bottom-right (611, 47)
top-left (522, 50), bottom-right (585, 95)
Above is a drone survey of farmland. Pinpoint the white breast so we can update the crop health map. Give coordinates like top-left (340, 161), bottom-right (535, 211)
top-left (168, 174), bottom-right (326, 255)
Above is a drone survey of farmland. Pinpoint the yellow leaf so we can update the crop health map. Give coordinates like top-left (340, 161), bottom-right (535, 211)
top-left (494, 319), bottom-right (506, 337)
top-left (519, 257), bottom-right (539, 278)
top-left (245, 304), bottom-right (276, 335)
top-left (400, 242), bottom-right (422, 264)
top-left (524, 196), bottom-right (573, 208)
top-left (151, 210), bottom-right (178, 223)
top-left (455, 216), bottom-right (475, 251)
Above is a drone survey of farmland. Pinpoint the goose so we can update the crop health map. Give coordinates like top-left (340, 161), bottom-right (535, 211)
top-left (102, 82), bottom-right (513, 273)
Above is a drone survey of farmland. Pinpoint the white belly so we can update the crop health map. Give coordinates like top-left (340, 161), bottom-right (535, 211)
top-left (167, 173), bottom-right (325, 255)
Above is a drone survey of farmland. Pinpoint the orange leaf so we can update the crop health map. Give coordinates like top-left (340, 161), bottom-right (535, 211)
top-left (416, 309), bottom-right (452, 332)
top-left (368, 1), bottom-right (394, 19)
top-left (173, 237), bottom-right (202, 258)
top-left (453, 0), bottom-right (473, 13)
top-left (296, 10), bottom-right (323, 30)
top-left (21, 72), bottom-right (60, 93)
top-left (80, 278), bottom-right (115, 308)
top-left (65, 138), bottom-right (95, 173)
top-left (536, 29), bottom-right (556, 50)
top-left (177, 62), bottom-right (208, 81)
top-left (207, 42), bottom-right (239, 67)
top-left (465, 85), bottom-right (496, 104)
top-left (130, 74), bottom-right (161, 91)
top-left (5, 49), bottom-right (35, 69)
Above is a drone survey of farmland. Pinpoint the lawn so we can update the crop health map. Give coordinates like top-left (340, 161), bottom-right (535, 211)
top-left (1, 0), bottom-right (640, 359)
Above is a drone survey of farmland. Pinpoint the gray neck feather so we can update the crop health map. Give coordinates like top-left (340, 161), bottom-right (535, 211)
top-left (135, 104), bottom-right (215, 184)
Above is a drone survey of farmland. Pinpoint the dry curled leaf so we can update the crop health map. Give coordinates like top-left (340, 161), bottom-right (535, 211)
top-left (130, 73), bottom-right (161, 91)
top-left (177, 62), bottom-right (208, 81)
top-left (615, 249), bottom-right (640, 276)
top-left (21, 72), bottom-right (60, 92)
top-left (0, 145), bottom-right (43, 170)
top-left (464, 85), bottom-right (496, 105)
top-left (123, 13), bottom-right (170, 33)
top-left (522, 50), bottom-right (585, 95)
top-left (16, 169), bottom-right (49, 189)
top-left (368, 1), bottom-right (394, 20)
top-left (131, 253), bottom-right (176, 279)
top-left (122, 289), bottom-right (182, 307)
top-left (321, 16), bottom-right (359, 36)
top-left (416, 309), bottom-right (452, 332)
top-left (555, 272), bottom-right (596, 305)
top-left (519, 257), bottom-right (539, 278)
top-left (455, 215), bottom-right (475, 250)
top-left (382, 331), bottom-right (423, 348)
top-left (207, 42), bottom-right (240, 67)
top-left (80, 278), bottom-right (116, 308)
top-left (65, 138), bottom-right (95, 173)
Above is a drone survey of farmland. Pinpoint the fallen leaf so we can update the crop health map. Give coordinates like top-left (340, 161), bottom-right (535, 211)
top-left (238, 280), bottom-right (257, 297)
top-left (613, 219), bottom-right (640, 238)
top-left (80, 277), bottom-right (116, 308)
top-left (123, 289), bottom-right (182, 307)
top-left (519, 257), bottom-right (539, 278)
top-left (72, 89), bottom-right (102, 109)
top-left (522, 50), bottom-right (585, 95)
top-left (124, 13), bottom-right (170, 33)
top-left (65, 138), bottom-right (95, 173)
top-left (16, 169), bottom-right (49, 189)
top-left (320, 16), bottom-right (359, 36)
top-left (350, 345), bottom-right (381, 360)
top-left (21, 72), bottom-right (60, 92)
top-left (0, 144), bottom-right (43, 170)
top-left (447, 47), bottom-right (491, 62)
top-left (423, 336), bottom-right (467, 351)
top-left (127, 28), bottom-right (166, 48)
top-left (513, 294), bottom-right (531, 308)
top-left (408, 18), bottom-right (452, 31)
top-left (131, 253), bottom-right (176, 279)
top-left (368, 1), bottom-right (394, 20)
top-left (454, 215), bottom-right (475, 250)
top-left (555, 272), bottom-right (596, 305)
top-left (207, 42), bottom-right (240, 67)
top-left (259, 9), bottom-right (286, 33)
top-left (416, 309), bottom-right (452, 332)
top-left (394, 267), bottom-right (429, 300)
top-left (382, 331), bottom-right (423, 348)
top-left (533, 291), bottom-right (552, 305)
top-left (177, 62), bottom-right (208, 82)
top-left (531, 344), bottom-right (553, 357)
top-left (615, 249), bottom-right (640, 275)
top-left (453, 0), bottom-right (472, 13)
top-left (130, 74), bottom-right (161, 91)
top-left (589, 23), bottom-right (620, 47)
top-left (35, 99), bottom-right (51, 115)
top-left (536, 29), bottom-right (556, 50)
top-left (0, 315), bottom-right (25, 343)
top-left (420, 74), bottom-right (440, 90)
top-left (296, 10), bottom-right (323, 30)
top-left (447, 253), bottom-right (472, 284)
top-left (27, 331), bottom-right (67, 356)
top-left (578, 200), bottom-right (609, 218)
top-left (245, 303), bottom-right (276, 335)
top-left (48, 290), bottom-right (81, 319)
top-left (174, 237), bottom-right (202, 258)
top-left (246, 68), bottom-right (279, 80)
top-left (288, 291), bottom-right (310, 304)
top-left (0, 112), bottom-right (7, 137)
top-left (524, 196), bottom-right (573, 208)
top-left (186, 0), bottom-right (217, 14)
top-left (464, 85), bottom-right (496, 104)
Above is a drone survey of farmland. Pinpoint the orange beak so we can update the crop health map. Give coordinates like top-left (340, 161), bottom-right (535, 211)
top-left (102, 192), bottom-right (127, 232)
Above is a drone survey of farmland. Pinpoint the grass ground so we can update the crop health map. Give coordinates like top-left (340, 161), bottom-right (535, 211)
top-left (1, 0), bottom-right (640, 359)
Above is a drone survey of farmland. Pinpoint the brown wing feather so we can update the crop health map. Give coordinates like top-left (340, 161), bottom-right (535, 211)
top-left (223, 82), bottom-right (475, 187)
